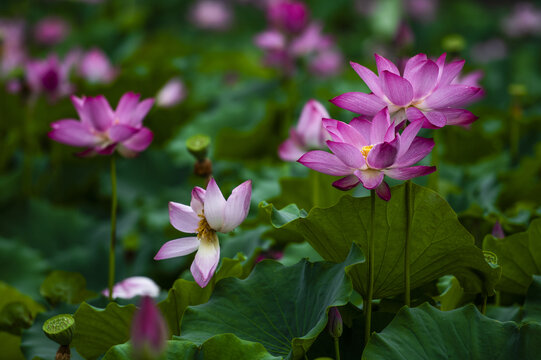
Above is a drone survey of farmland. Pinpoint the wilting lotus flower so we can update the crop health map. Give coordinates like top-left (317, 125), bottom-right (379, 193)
top-left (102, 276), bottom-right (160, 299)
top-left (155, 179), bottom-right (252, 288)
top-left (298, 108), bottom-right (435, 200)
top-left (502, 3), bottom-right (541, 38)
top-left (131, 296), bottom-right (168, 360)
top-left (279, 99), bottom-right (330, 161)
top-left (78, 48), bottom-right (117, 84)
top-left (190, 0), bottom-right (232, 31)
top-left (33, 17), bottom-right (69, 45)
top-left (156, 77), bottom-right (186, 108)
top-left (48, 92), bottom-right (154, 157)
top-left (331, 53), bottom-right (483, 128)
top-left (26, 52), bottom-right (77, 100)
top-left (267, 0), bottom-right (309, 34)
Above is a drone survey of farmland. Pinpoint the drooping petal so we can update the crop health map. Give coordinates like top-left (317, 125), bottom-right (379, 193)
top-left (366, 141), bottom-right (398, 169)
top-left (115, 92), bottom-right (140, 123)
top-left (354, 169), bottom-right (384, 189)
top-left (438, 60), bottom-right (465, 87)
top-left (370, 108), bottom-right (391, 144)
top-left (384, 165), bottom-right (436, 180)
top-left (84, 95), bottom-right (115, 131)
top-left (327, 141), bottom-right (364, 168)
top-left (221, 180), bottom-right (252, 233)
top-left (278, 137), bottom-right (305, 162)
top-left (154, 237), bottom-right (200, 260)
top-left (108, 124), bottom-right (139, 142)
top-left (48, 119), bottom-right (100, 147)
top-left (203, 178), bottom-right (227, 231)
top-left (190, 235), bottom-right (220, 288)
top-left (190, 187), bottom-right (206, 215)
top-left (330, 92), bottom-right (386, 116)
top-left (332, 175), bottom-right (360, 191)
top-left (408, 60), bottom-right (439, 99)
top-left (395, 137), bottom-right (435, 167)
top-left (424, 85), bottom-right (482, 109)
top-left (375, 181), bottom-right (391, 201)
top-left (440, 108), bottom-right (478, 127)
top-left (298, 150), bottom-right (354, 176)
top-left (121, 127), bottom-right (153, 152)
top-left (381, 71), bottom-right (414, 107)
top-left (374, 53), bottom-right (400, 75)
top-left (349, 61), bottom-right (384, 97)
top-left (169, 202), bottom-right (199, 233)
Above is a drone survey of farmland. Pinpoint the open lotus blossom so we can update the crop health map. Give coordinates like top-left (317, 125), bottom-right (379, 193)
top-left (154, 178), bottom-right (252, 288)
top-left (298, 108), bottom-right (435, 200)
top-left (78, 48), bottom-right (117, 84)
top-left (279, 99), bottom-right (330, 161)
top-left (330, 53), bottom-right (483, 129)
top-left (26, 52), bottom-right (78, 100)
top-left (102, 276), bottom-right (160, 299)
top-left (131, 296), bottom-right (168, 360)
top-left (48, 92), bottom-right (154, 157)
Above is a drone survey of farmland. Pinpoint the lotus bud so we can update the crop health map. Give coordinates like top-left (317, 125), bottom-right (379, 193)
top-left (327, 307), bottom-right (343, 338)
top-left (491, 222), bottom-right (505, 239)
top-left (131, 296), bottom-right (169, 360)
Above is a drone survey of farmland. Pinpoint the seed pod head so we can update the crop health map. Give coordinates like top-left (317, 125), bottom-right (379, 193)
top-left (186, 134), bottom-right (210, 162)
top-left (42, 314), bottom-right (75, 346)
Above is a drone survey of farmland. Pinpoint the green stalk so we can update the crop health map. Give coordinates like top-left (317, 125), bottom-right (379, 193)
top-left (364, 190), bottom-right (376, 345)
top-left (108, 156), bottom-right (118, 302)
top-left (334, 337), bottom-right (341, 360)
top-left (405, 180), bottom-right (412, 307)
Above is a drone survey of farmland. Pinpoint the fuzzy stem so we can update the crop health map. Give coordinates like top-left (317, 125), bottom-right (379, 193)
top-left (364, 190), bottom-right (376, 345)
top-left (108, 156), bottom-right (118, 302)
top-left (334, 337), bottom-right (341, 360)
top-left (405, 180), bottom-right (412, 307)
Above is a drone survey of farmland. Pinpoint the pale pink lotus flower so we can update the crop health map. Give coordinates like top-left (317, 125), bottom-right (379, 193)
top-left (502, 3), bottom-right (541, 38)
top-left (331, 53), bottom-right (483, 129)
top-left (0, 18), bottom-right (26, 76)
top-left (156, 77), bottom-right (186, 108)
top-left (131, 296), bottom-right (168, 360)
top-left (190, 0), bottom-right (232, 31)
top-left (48, 92), bottom-right (154, 157)
top-left (267, 0), bottom-right (309, 34)
top-left (309, 50), bottom-right (342, 77)
top-left (279, 99), bottom-right (331, 161)
top-left (102, 276), bottom-right (160, 299)
top-left (155, 179), bottom-right (252, 288)
top-left (78, 48), bottom-right (117, 84)
top-left (290, 22), bottom-right (333, 56)
top-left (25, 52), bottom-right (78, 100)
top-left (406, 0), bottom-right (439, 22)
top-left (471, 39), bottom-right (507, 64)
top-left (33, 17), bottom-right (69, 45)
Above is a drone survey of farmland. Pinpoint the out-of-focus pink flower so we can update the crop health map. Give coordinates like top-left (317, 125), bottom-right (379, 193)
top-left (25, 52), bottom-right (78, 100)
top-left (0, 18), bottom-right (26, 76)
top-left (299, 108), bottom-right (435, 200)
top-left (406, 0), bottom-right (439, 22)
top-left (394, 21), bottom-right (414, 49)
top-left (78, 48), bottom-right (117, 84)
top-left (155, 179), bottom-right (252, 288)
top-left (290, 23), bottom-right (333, 56)
top-left (331, 53), bottom-right (483, 129)
top-left (102, 276), bottom-right (160, 299)
top-left (492, 222), bottom-right (505, 239)
top-left (255, 249), bottom-right (283, 263)
top-left (48, 92), bottom-right (154, 157)
top-left (268, 0), bottom-right (309, 34)
top-left (190, 0), bottom-right (233, 31)
top-left (309, 50), bottom-right (342, 77)
top-left (254, 29), bottom-right (286, 51)
top-left (279, 99), bottom-right (330, 161)
top-left (471, 38), bottom-right (507, 64)
top-left (355, 0), bottom-right (377, 16)
top-left (156, 77), bottom-right (186, 108)
top-left (131, 296), bottom-right (168, 360)
top-left (33, 17), bottom-right (69, 45)
top-left (6, 79), bottom-right (22, 93)
top-left (502, 3), bottom-right (541, 38)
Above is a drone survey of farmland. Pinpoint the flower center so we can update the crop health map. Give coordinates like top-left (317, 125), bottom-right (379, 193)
top-left (197, 215), bottom-right (216, 242)
top-left (361, 145), bottom-right (374, 159)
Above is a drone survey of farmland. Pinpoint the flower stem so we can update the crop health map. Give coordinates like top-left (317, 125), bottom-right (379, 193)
top-left (334, 337), bottom-right (341, 360)
top-left (364, 189), bottom-right (376, 345)
top-left (108, 156), bottom-right (118, 302)
top-left (405, 180), bottom-right (412, 307)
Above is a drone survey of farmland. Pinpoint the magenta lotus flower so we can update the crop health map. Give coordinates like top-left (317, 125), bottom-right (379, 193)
top-left (131, 296), bottom-right (168, 360)
top-left (102, 276), bottom-right (160, 299)
top-left (48, 92), bottom-right (154, 157)
top-left (156, 77), bottom-right (186, 108)
top-left (154, 178), bottom-right (252, 288)
top-left (78, 48), bottom-right (117, 84)
top-left (268, 0), bottom-right (309, 34)
top-left (331, 53), bottom-right (483, 129)
top-left (279, 99), bottom-right (330, 161)
top-left (298, 108), bottom-right (435, 200)
top-left (33, 17), bottom-right (69, 45)
top-left (26, 52), bottom-right (77, 100)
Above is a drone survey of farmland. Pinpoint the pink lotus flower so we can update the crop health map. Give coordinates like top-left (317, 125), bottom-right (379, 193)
top-left (26, 53), bottom-right (77, 100)
top-left (298, 108), bottom-right (435, 200)
top-left (48, 92), bottom-right (154, 157)
top-left (102, 276), bottom-right (160, 299)
top-left (190, 0), bottom-right (232, 31)
top-left (267, 0), bottom-right (309, 34)
top-left (309, 50), bottom-right (342, 77)
top-left (331, 53), bottom-right (483, 129)
top-left (156, 77), bottom-right (186, 108)
top-left (33, 17), bottom-right (69, 45)
top-left (0, 18), bottom-right (26, 76)
top-left (502, 3), bottom-right (541, 38)
top-left (131, 296), bottom-right (168, 359)
top-left (278, 99), bottom-right (330, 161)
top-left (154, 179), bottom-right (252, 288)
top-left (78, 48), bottom-right (117, 84)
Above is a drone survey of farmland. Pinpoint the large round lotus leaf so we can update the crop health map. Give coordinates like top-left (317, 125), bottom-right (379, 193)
top-left (362, 303), bottom-right (541, 359)
top-left (263, 183), bottom-right (500, 299)
top-left (177, 246), bottom-right (364, 360)
top-left (483, 218), bottom-right (541, 294)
